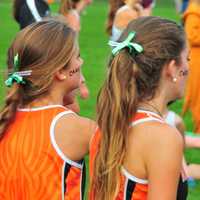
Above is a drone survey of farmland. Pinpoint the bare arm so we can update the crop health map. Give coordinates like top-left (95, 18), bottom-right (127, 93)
top-left (114, 9), bottom-right (138, 30)
top-left (145, 123), bottom-right (184, 200)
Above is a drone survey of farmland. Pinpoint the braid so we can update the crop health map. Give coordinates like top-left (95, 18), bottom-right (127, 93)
top-left (0, 83), bottom-right (21, 140)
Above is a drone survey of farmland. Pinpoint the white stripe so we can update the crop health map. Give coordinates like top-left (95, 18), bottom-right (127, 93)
top-left (9, 70), bottom-right (32, 76)
top-left (80, 164), bottom-right (83, 200)
top-left (62, 163), bottom-right (65, 200)
top-left (123, 177), bottom-right (128, 200)
top-left (131, 117), bottom-right (164, 127)
top-left (26, 0), bottom-right (42, 22)
top-left (50, 111), bottom-right (83, 169)
top-left (18, 105), bottom-right (67, 112)
top-left (121, 167), bottom-right (148, 184)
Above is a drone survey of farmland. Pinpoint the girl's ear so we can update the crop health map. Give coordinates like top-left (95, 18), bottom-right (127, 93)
top-left (55, 68), bottom-right (67, 81)
top-left (164, 59), bottom-right (178, 79)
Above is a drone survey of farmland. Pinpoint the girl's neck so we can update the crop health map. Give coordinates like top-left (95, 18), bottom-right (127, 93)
top-left (23, 95), bottom-right (63, 109)
top-left (138, 97), bottom-right (167, 118)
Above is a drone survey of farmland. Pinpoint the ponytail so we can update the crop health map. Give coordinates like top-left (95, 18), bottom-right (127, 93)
top-left (92, 16), bottom-right (187, 199)
top-left (92, 52), bottom-right (139, 200)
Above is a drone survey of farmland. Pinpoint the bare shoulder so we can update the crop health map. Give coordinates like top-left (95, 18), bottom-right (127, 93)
top-left (54, 112), bottom-right (96, 138)
top-left (129, 120), bottom-right (184, 152)
top-left (133, 121), bottom-right (184, 200)
top-left (66, 10), bottom-right (79, 20)
top-left (52, 111), bottom-right (96, 161)
top-left (150, 121), bottom-right (182, 142)
top-left (65, 10), bottom-right (80, 32)
top-left (114, 8), bottom-right (138, 29)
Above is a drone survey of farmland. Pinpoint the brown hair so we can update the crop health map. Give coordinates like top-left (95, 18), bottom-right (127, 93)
top-left (59, 0), bottom-right (80, 15)
top-left (92, 16), bottom-right (186, 200)
top-left (0, 19), bottom-right (77, 140)
top-left (106, 0), bottom-right (125, 35)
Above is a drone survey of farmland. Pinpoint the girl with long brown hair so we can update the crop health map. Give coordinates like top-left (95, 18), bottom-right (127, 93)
top-left (90, 16), bottom-right (189, 200)
top-left (0, 19), bottom-right (95, 200)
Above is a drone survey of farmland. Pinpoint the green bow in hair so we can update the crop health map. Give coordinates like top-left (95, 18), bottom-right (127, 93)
top-left (5, 54), bottom-right (25, 87)
top-left (108, 32), bottom-right (144, 56)
top-left (5, 73), bottom-right (25, 87)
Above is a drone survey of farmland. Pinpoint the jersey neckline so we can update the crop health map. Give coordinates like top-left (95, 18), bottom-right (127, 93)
top-left (17, 105), bottom-right (67, 112)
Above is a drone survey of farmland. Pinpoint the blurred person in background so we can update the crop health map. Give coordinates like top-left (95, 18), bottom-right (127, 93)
top-left (182, 0), bottom-right (200, 133)
top-left (13, 0), bottom-right (51, 29)
top-left (107, 0), bottom-right (154, 42)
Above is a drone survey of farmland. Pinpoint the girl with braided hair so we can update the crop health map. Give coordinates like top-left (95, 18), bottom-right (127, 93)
top-left (0, 19), bottom-right (95, 200)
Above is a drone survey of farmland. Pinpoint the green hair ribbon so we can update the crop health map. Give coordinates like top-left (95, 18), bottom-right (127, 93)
top-left (5, 73), bottom-right (25, 87)
top-left (5, 54), bottom-right (25, 87)
top-left (108, 32), bottom-right (144, 56)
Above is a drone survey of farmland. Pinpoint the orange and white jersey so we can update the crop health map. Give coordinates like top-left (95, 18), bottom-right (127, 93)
top-left (0, 105), bottom-right (85, 200)
top-left (89, 110), bottom-right (163, 200)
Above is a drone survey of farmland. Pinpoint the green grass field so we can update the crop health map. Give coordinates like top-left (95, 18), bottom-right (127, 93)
top-left (0, 0), bottom-right (200, 199)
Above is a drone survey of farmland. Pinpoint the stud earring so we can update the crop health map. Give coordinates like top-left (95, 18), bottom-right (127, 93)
top-left (63, 75), bottom-right (66, 80)
top-left (173, 77), bottom-right (177, 82)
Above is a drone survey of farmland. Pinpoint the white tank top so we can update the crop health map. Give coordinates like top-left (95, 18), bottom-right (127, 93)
top-left (164, 111), bottom-right (176, 127)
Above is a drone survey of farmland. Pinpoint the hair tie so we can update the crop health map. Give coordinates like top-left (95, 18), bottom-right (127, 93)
top-left (5, 54), bottom-right (26, 87)
top-left (108, 32), bottom-right (144, 56)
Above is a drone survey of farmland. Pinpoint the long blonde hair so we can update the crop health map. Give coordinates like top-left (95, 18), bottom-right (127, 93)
top-left (0, 19), bottom-right (77, 140)
top-left (92, 16), bottom-right (186, 200)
